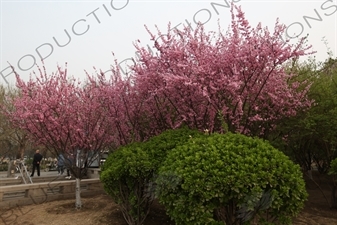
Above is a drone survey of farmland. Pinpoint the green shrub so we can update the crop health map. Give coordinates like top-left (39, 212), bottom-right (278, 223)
top-left (100, 142), bottom-right (153, 225)
top-left (156, 132), bottom-right (308, 225)
top-left (329, 158), bottom-right (337, 175)
top-left (100, 127), bottom-right (204, 225)
top-left (0, 163), bottom-right (8, 171)
top-left (142, 127), bottom-right (204, 173)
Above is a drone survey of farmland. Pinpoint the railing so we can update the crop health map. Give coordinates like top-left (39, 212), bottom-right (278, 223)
top-left (0, 178), bottom-right (104, 208)
top-left (15, 160), bottom-right (32, 184)
top-left (0, 175), bottom-right (74, 186)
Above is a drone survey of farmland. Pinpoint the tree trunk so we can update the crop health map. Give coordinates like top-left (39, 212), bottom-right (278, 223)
top-left (7, 160), bottom-right (15, 178)
top-left (331, 176), bottom-right (337, 209)
top-left (74, 149), bottom-right (83, 209)
top-left (19, 141), bottom-right (25, 159)
top-left (16, 133), bottom-right (27, 159)
top-left (75, 178), bottom-right (82, 209)
top-left (307, 169), bottom-right (313, 180)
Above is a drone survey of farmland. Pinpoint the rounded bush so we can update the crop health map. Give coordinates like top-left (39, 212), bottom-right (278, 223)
top-left (142, 127), bottom-right (204, 173)
top-left (100, 142), bottom-right (154, 225)
top-left (156, 132), bottom-right (308, 225)
top-left (100, 128), bottom-right (204, 225)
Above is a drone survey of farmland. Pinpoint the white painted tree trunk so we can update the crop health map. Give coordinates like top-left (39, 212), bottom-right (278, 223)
top-left (75, 149), bottom-right (82, 209)
top-left (7, 160), bottom-right (15, 177)
top-left (75, 178), bottom-right (82, 209)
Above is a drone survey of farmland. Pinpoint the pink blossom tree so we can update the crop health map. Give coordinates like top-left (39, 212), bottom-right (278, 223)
top-left (4, 64), bottom-right (117, 209)
top-left (89, 64), bottom-right (148, 145)
top-left (131, 4), bottom-right (313, 137)
top-left (92, 60), bottom-right (169, 145)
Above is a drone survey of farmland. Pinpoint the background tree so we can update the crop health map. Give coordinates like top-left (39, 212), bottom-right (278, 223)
top-left (269, 57), bottom-right (337, 209)
top-left (4, 65), bottom-right (116, 209)
top-left (1, 85), bottom-right (35, 178)
top-left (1, 86), bottom-right (23, 159)
top-left (272, 57), bottom-right (337, 173)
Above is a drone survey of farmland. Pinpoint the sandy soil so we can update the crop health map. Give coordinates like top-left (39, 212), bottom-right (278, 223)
top-left (1, 173), bottom-right (337, 225)
top-left (1, 194), bottom-right (173, 225)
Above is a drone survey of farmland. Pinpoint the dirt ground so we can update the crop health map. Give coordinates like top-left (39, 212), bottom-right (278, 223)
top-left (2, 173), bottom-right (337, 225)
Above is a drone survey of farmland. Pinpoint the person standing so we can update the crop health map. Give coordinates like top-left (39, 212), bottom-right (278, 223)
top-left (30, 149), bottom-right (43, 177)
top-left (65, 154), bottom-right (74, 179)
top-left (57, 154), bottom-right (65, 175)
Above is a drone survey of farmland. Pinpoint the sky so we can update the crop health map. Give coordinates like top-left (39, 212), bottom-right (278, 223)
top-left (0, 0), bottom-right (336, 86)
